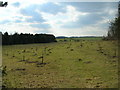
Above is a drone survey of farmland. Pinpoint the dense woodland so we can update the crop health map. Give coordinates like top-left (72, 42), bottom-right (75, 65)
top-left (104, 2), bottom-right (120, 40)
top-left (2, 32), bottom-right (57, 45)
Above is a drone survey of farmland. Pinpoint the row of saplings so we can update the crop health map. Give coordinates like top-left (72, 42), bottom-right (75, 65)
top-left (2, 40), bottom-right (118, 88)
top-left (2, 47), bottom-right (53, 88)
top-left (66, 41), bottom-right (117, 63)
top-left (8, 47), bottom-right (53, 67)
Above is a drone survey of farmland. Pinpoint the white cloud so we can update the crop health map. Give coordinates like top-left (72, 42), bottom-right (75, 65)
top-left (0, 0), bottom-right (49, 22)
top-left (0, 0), bottom-right (50, 34)
top-left (1, 23), bottom-right (40, 34)
top-left (66, 5), bottom-right (88, 22)
top-left (39, 5), bottom-right (92, 36)
top-left (40, 5), bottom-right (89, 28)
top-left (0, 1), bottom-right (117, 36)
top-left (96, 17), bottom-right (109, 25)
top-left (0, 3), bottom-right (22, 22)
top-left (50, 24), bottom-right (108, 37)
top-left (104, 7), bottom-right (117, 17)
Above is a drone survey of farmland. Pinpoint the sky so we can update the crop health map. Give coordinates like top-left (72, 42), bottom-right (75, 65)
top-left (0, 0), bottom-right (119, 37)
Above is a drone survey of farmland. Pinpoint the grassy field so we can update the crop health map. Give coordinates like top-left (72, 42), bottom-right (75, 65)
top-left (2, 38), bottom-right (118, 88)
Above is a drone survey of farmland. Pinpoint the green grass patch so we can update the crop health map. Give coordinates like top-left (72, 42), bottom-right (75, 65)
top-left (2, 38), bottom-right (118, 88)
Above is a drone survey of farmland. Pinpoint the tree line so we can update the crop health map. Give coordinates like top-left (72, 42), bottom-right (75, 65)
top-left (104, 2), bottom-right (120, 40)
top-left (2, 32), bottom-right (57, 45)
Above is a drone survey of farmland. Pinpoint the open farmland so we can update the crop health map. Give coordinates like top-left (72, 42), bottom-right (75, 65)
top-left (2, 38), bottom-right (118, 88)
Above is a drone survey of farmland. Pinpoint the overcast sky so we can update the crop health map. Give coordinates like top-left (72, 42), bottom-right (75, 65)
top-left (0, 0), bottom-right (119, 36)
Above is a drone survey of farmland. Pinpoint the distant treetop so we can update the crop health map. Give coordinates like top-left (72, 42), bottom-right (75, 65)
top-left (2, 32), bottom-right (57, 45)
